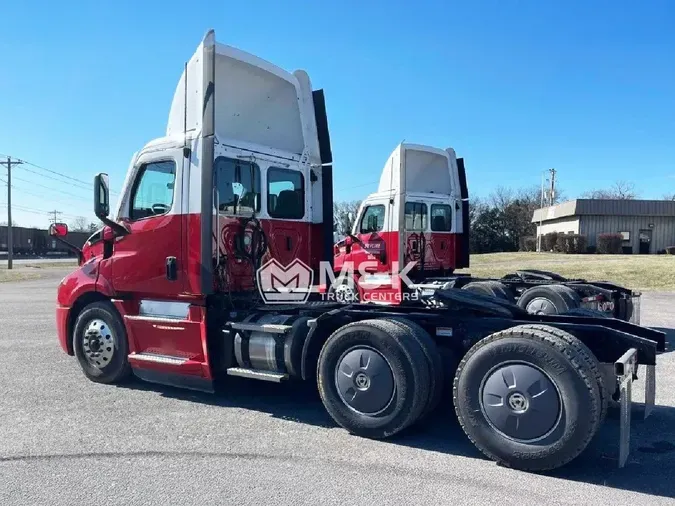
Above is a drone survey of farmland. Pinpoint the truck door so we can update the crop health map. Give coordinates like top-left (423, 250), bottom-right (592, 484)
top-left (428, 202), bottom-right (455, 272)
top-left (403, 201), bottom-right (428, 273)
top-left (111, 149), bottom-right (184, 297)
top-left (264, 166), bottom-right (309, 269)
top-left (354, 202), bottom-right (390, 274)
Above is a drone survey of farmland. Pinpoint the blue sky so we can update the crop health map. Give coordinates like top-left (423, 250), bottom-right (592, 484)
top-left (1, 0), bottom-right (673, 228)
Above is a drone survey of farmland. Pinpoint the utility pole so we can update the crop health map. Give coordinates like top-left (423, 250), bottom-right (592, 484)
top-left (50, 210), bottom-right (62, 225)
top-left (537, 168), bottom-right (557, 253)
top-left (0, 156), bottom-right (23, 269)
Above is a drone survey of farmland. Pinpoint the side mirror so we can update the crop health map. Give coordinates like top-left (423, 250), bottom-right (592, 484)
top-left (49, 223), bottom-right (68, 237)
top-left (93, 173), bottom-right (128, 237)
top-left (94, 173), bottom-right (110, 219)
top-left (344, 235), bottom-right (353, 254)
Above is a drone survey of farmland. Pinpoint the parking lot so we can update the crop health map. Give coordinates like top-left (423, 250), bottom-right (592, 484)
top-left (1, 269), bottom-right (674, 505)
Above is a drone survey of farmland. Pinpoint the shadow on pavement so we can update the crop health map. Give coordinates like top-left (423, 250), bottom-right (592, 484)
top-left (652, 327), bottom-right (674, 353)
top-left (117, 377), bottom-right (675, 498)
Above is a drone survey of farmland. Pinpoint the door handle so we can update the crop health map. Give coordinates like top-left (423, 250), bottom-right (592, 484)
top-left (286, 236), bottom-right (292, 251)
top-left (166, 256), bottom-right (177, 281)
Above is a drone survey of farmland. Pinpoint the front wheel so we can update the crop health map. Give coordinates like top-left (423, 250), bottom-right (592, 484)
top-left (328, 276), bottom-right (360, 304)
top-left (72, 301), bottom-right (131, 384)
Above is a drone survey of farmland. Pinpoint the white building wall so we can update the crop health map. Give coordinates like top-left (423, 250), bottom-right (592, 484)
top-left (535, 217), bottom-right (580, 236)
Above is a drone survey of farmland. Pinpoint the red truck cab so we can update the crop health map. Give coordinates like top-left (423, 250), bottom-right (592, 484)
top-left (53, 29), bottom-right (333, 391)
top-left (331, 143), bottom-right (470, 304)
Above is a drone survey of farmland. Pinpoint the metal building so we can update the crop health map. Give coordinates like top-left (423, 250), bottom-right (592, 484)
top-left (532, 199), bottom-right (675, 254)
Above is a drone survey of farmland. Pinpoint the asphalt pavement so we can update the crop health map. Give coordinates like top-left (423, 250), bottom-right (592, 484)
top-left (1, 268), bottom-right (674, 505)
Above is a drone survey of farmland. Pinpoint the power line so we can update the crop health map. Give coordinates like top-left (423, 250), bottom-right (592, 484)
top-left (17, 165), bottom-right (96, 192)
top-left (0, 151), bottom-right (119, 195)
top-left (0, 202), bottom-right (81, 219)
top-left (11, 174), bottom-right (92, 200)
top-left (0, 151), bottom-right (92, 188)
top-left (335, 180), bottom-right (380, 192)
top-left (8, 182), bottom-right (91, 207)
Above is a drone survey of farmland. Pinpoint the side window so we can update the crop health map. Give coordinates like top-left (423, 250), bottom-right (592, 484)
top-left (130, 161), bottom-right (176, 220)
top-left (430, 204), bottom-right (452, 231)
top-left (267, 168), bottom-right (304, 219)
top-left (405, 202), bottom-right (428, 231)
top-left (359, 205), bottom-right (385, 233)
top-left (214, 157), bottom-right (261, 214)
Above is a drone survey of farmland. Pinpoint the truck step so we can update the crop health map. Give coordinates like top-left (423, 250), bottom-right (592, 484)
top-left (128, 352), bottom-right (188, 366)
top-left (226, 367), bottom-right (288, 382)
top-left (230, 322), bottom-right (293, 334)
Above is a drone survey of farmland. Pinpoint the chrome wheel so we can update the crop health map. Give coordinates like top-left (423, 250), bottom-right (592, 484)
top-left (82, 318), bottom-right (115, 369)
top-left (526, 297), bottom-right (557, 315)
top-left (334, 282), bottom-right (358, 303)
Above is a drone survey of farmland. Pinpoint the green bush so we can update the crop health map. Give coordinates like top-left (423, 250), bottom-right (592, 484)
top-left (542, 232), bottom-right (559, 252)
top-left (597, 233), bottom-right (623, 254)
top-left (520, 236), bottom-right (537, 252)
top-left (556, 234), bottom-right (587, 254)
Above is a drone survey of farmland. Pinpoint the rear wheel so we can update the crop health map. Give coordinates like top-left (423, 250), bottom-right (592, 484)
top-left (461, 281), bottom-right (513, 302)
top-left (453, 325), bottom-right (601, 471)
top-left (386, 317), bottom-right (444, 418)
top-left (513, 324), bottom-right (609, 427)
top-left (517, 285), bottom-right (580, 315)
top-left (317, 319), bottom-right (430, 439)
top-left (73, 301), bottom-right (131, 384)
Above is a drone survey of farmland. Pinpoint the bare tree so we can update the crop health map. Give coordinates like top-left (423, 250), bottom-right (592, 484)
top-left (88, 222), bottom-right (101, 233)
top-left (0, 220), bottom-right (19, 226)
top-left (663, 193), bottom-right (675, 201)
top-left (581, 180), bottom-right (638, 200)
top-left (333, 200), bottom-right (362, 237)
top-left (70, 216), bottom-right (89, 232)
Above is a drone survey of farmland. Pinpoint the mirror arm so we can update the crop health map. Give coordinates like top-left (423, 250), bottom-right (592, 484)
top-left (51, 236), bottom-right (84, 264)
top-left (347, 233), bottom-right (366, 248)
top-left (100, 216), bottom-right (129, 237)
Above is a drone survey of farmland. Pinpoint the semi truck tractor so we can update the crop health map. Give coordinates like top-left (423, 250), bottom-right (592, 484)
top-left (330, 143), bottom-right (641, 322)
top-left (51, 29), bottom-right (664, 472)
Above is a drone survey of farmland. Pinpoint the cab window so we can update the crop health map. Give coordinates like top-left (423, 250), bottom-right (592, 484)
top-left (130, 161), bottom-right (176, 220)
top-left (405, 202), bottom-right (427, 231)
top-left (430, 204), bottom-right (452, 231)
top-left (267, 168), bottom-right (304, 219)
top-left (359, 205), bottom-right (385, 233)
top-left (214, 157), bottom-right (261, 214)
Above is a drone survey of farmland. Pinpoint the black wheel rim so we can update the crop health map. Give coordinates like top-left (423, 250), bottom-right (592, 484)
top-left (480, 363), bottom-right (561, 442)
top-left (335, 346), bottom-right (395, 415)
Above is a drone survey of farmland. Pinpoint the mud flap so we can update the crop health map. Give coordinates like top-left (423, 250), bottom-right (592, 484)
top-left (615, 349), bottom-right (656, 467)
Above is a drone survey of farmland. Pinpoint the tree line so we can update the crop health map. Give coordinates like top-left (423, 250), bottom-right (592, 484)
top-left (333, 180), bottom-right (675, 255)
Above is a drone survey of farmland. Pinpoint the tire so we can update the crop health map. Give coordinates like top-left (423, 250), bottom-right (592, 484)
top-left (317, 319), bottom-right (431, 439)
top-left (547, 284), bottom-right (582, 309)
top-left (517, 285), bottom-right (578, 315)
top-left (73, 301), bottom-right (131, 384)
top-left (453, 325), bottom-right (602, 471)
top-left (513, 324), bottom-right (609, 427)
top-left (461, 281), bottom-right (513, 302)
top-left (385, 317), bottom-right (444, 418)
